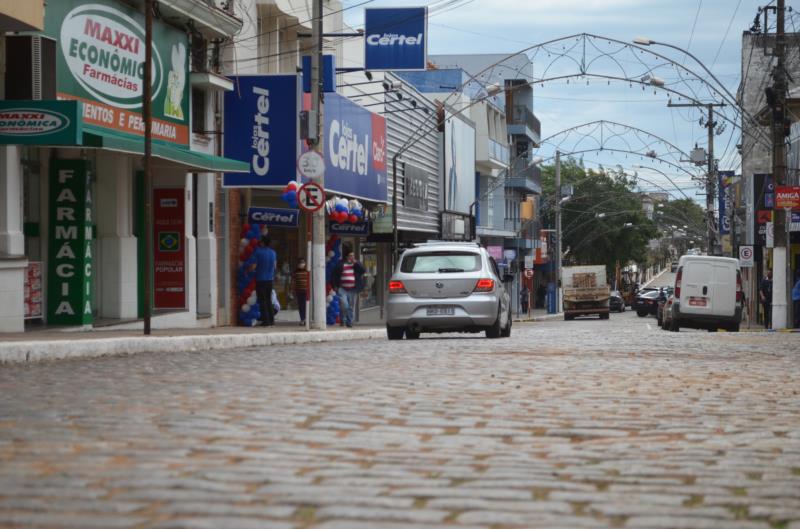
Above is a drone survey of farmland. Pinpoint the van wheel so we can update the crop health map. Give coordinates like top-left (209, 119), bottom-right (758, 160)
top-left (386, 326), bottom-right (404, 340)
top-left (669, 318), bottom-right (679, 332)
top-left (636, 310), bottom-right (647, 317)
top-left (600, 312), bottom-right (609, 320)
top-left (729, 323), bottom-right (740, 332)
top-left (405, 328), bottom-right (420, 340)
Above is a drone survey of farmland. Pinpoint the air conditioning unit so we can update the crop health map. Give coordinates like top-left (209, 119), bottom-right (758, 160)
top-left (5, 35), bottom-right (56, 100)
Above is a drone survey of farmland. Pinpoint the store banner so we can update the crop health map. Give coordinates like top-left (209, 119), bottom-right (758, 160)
top-left (364, 7), bottom-right (427, 71)
top-left (47, 159), bottom-right (93, 325)
top-left (444, 109), bottom-right (476, 214)
top-left (153, 188), bottom-right (185, 309)
top-left (224, 75), bottom-right (299, 188)
top-left (718, 170), bottom-right (734, 236)
top-left (330, 220), bottom-right (370, 236)
top-left (753, 174), bottom-right (773, 246)
top-left (319, 93), bottom-right (387, 202)
top-left (44, 0), bottom-right (190, 146)
top-left (0, 100), bottom-right (83, 145)
top-left (247, 207), bottom-right (299, 228)
top-left (404, 164), bottom-right (429, 210)
top-left (775, 185), bottom-right (800, 209)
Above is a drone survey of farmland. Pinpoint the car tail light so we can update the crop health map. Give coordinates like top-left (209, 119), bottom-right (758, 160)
top-left (389, 280), bottom-right (407, 294)
top-left (736, 270), bottom-right (743, 303)
top-left (674, 268), bottom-right (682, 298)
top-left (473, 278), bottom-right (495, 292)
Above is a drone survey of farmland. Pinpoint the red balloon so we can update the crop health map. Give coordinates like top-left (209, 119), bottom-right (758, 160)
top-left (239, 251), bottom-right (247, 261)
top-left (248, 279), bottom-right (256, 289)
top-left (242, 223), bottom-right (251, 233)
top-left (249, 239), bottom-right (258, 247)
top-left (349, 214), bottom-right (358, 223)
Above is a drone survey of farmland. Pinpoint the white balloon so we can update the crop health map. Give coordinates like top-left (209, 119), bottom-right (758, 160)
top-left (250, 319), bottom-right (258, 327)
top-left (327, 251), bottom-right (334, 258)
top-left (248, 293), bottom-right (257, 303)
top-left (241, 304), bottom-right (249, 313)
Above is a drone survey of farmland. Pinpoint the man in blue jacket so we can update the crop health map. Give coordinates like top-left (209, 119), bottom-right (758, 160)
top-left (254, 236), bottom-right (277, 327)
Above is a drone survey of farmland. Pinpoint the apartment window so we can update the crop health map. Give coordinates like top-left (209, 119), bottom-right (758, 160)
top-left (192, 88), bottom-right (206, 134)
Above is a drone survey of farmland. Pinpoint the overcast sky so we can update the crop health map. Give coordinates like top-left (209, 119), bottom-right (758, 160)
top-left (344, 0), bottom-right (797, 200)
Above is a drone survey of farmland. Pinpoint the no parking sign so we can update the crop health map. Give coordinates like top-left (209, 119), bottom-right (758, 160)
top-left (738, 245), bottom-right (753, 267)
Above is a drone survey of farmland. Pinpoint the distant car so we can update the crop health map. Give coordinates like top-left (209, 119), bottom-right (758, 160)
top-left (660, 294), bottom-right (675, 329)
top-left (634, 289), bottom-right (662, 317)
top-left (670, 261), bottom-right (679, 272)
top-left (656, 289), bottom-right (674, 326)
top-left (386, 242), bottom-right (513, 340)
top-left (609, 290), bottom-right (625, 312)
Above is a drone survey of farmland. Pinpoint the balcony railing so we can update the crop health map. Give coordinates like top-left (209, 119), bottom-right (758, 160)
top-left (488, 138), bottom-right (510, 164)
top-left (510, 105), bottom-right (541, 138)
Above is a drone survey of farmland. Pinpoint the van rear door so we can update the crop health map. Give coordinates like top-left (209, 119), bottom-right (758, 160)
top-left (711, 263), bottom-right (737, 316)
top-left (681, 260), bottom-right (712, 315)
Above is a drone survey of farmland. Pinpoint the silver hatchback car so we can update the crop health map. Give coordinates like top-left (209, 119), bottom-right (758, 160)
top-left (386, 242), bottom-right (513, 340)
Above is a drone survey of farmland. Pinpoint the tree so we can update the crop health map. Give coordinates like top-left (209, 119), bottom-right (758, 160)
top-left (540, 158), bottom-right (658, 275)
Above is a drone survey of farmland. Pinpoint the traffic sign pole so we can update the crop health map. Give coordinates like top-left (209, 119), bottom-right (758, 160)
top-left (310, 0), bottom-right (326, 330)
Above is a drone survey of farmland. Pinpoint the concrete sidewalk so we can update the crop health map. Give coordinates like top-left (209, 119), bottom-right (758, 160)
top-left (0, 323), bottom-right (385, 364)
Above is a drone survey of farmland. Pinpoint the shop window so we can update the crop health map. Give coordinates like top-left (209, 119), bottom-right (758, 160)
top-left (192, 88), bottom-right (206, 134)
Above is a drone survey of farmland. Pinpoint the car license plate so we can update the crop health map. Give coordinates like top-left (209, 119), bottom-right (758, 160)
top-left (427, 306), bottom-right (455, 316)
top-left (688, 296), bottom-right (707, 307)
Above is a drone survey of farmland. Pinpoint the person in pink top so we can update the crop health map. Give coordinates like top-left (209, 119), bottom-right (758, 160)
top-left (331, 245), bottom-right (365, 327)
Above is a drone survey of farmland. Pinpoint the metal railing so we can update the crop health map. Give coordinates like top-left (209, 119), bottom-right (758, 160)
top-left (510, 105), bottom-right (541, 138)
top-left (488, 138), bottom-right (510, 164)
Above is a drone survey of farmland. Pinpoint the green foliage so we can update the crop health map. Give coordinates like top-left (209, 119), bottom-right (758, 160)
top-left (540, 157), bottom-right (658, 274)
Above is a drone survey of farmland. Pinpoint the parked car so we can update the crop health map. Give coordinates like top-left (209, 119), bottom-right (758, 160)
top-left (634, 289), bottom-right (662, 317)
top-left (660, 294), bottom-right (675, 329)
top-left (609, 290), bottom-right (625, 312)
top-left (386, 242), bottom-right (513, 340)
top-left (663, 255), bottom-right (742, 332)
top-left (656, 289), bottom-right (674, 327)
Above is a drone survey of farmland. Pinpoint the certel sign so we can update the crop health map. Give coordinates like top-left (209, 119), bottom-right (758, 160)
top-left (247, 207), bottom-right (299, 228)
top-left (364, 7), bottom-right (428, 71)
top-left (45, 0), bottom-right (189, 145)
top-left (48, 160), bottom-right (93, 325)
top-left (223, 75), bottom-right (299, 187)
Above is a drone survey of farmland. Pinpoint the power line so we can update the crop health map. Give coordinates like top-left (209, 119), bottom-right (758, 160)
top-left (710, 0), bottom-right (742, 71)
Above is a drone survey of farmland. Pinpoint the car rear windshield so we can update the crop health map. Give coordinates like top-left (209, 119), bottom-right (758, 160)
top-left (401, 252), bottom-right (482, 273)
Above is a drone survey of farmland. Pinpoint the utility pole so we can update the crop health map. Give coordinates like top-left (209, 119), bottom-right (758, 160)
top-left (667, 101), bottom-right (725, 255)
top-left (310, 0), bottom-right (326, 330)
top-left (770, 0), bottom-right (790, 329)
top-left (143, 0), bottom-right (153, 336)
top-left (555, 151), bottom-right (562, 314)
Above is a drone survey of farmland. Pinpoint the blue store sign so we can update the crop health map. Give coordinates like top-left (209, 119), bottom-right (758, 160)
top-left (364, 7), bottom-right (427, 71)
top-left (223, 75), bottom-right (299, 187)
top-left (320, 93), bottom-right (387, 202)
top-left (248, 207), bottom-right (299, 227)
top-left (330, 220), bottom-right (370, 237)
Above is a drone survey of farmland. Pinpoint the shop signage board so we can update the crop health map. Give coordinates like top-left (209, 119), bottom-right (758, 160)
top-left (224, 75), bottom-right (300, 187)
top-left (247, 207), bottom-right (299, 228)
top-left (718, 171), bottom-right (734, 235)
top-left (330, 220), bottom-right (370, 237)
top-left (775, 185), bottom-right (800, 209)
top-left (0, 100), bottom-right (83, 145)
top-left (487, 246), bottom-right (503, 260)
top-left (44, 0), bottom-right (190, 146)
top-left (738, 245), bottom-right (754, 268)
top-left (364, 7), bottom-right (428, 71)
top-left (317, 93), bottom-right (387, 202)
top-left (792, 212), bottom-right (800, 232)
top-left (404, 164), bottom-right (428, 210)
top-left (47, 159), bottom-right (93, 325)
top-left (443, 109), bottom-right (476, 214)
top-left (753, 174), bottom-right (773, 246)
top-left (153, 188), bottom-right (185, 309)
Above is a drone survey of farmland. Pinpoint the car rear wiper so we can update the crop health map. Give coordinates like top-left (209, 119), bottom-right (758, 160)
top-left (438, 267), bottom-right (464, 273)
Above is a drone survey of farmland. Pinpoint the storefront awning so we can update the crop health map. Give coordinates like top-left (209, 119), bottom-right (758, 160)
top-left (82, 132), bottom-right (249, 173)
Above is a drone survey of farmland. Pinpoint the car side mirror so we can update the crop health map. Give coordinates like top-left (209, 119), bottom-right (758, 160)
top-left (503, 274), bottom-right (514, 283)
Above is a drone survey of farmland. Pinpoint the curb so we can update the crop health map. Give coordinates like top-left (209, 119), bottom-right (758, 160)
top-left (514, 313), bottom-right (564, 323)
top-left (0, 328), bottom-right (387, 364)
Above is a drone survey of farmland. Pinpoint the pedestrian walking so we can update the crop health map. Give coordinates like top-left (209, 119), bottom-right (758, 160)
top-left (520, 285), bottom-right (530, 315)
top-left (292, 257), bottom-right (310, 326)
top-left (331, 246), bottom-right (365, 328)
top-left (759, 269), bottom-right (773, 329)
top-left (536, 283), bottom-right (546, 309)
top-left (792, 271), bottom-right (800, 329)
top-left (253, 236), bottom-right (277, 327)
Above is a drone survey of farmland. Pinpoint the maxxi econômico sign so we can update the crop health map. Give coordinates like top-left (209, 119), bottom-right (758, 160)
top-left (364, 7), bottom-right (427, 71)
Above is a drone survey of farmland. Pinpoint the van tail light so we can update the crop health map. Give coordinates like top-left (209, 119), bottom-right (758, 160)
top-left (389, 280), bottom-right (407, 294)
top-left (674, 268), bottom-right (682, 299)
top-left (473, 278), bottom-right (495, 293)
top-left (736, 270), bottom-right (743, 303)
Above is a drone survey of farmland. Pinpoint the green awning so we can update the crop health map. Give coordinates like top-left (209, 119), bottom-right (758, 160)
top-left (82, 131), bottom-right (249, 173)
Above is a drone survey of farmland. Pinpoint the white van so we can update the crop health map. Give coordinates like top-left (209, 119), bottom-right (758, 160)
top-left (664, 255), bottom-right (743, 332)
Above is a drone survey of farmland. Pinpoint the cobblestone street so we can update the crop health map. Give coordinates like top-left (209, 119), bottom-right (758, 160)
top-left (1, 313), bottom-right (799, 529)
